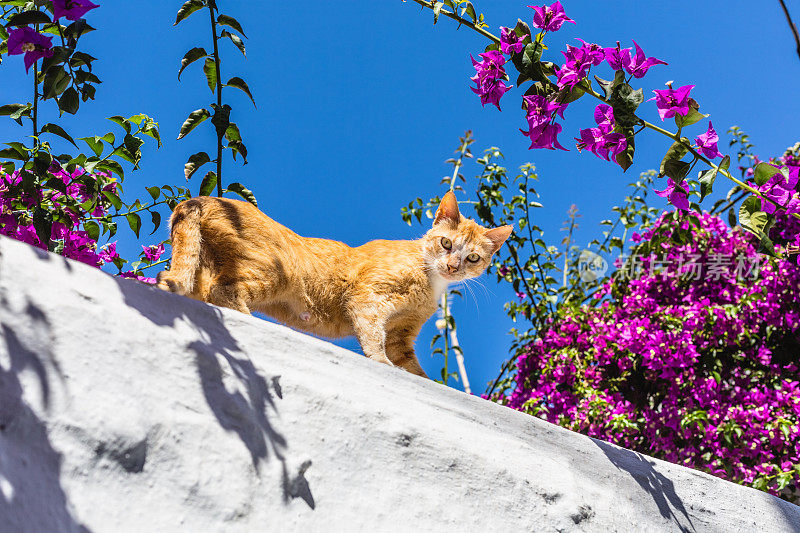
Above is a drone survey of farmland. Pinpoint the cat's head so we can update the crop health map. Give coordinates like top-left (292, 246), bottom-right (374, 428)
top-left (422, 191), bottom-right (512, 282)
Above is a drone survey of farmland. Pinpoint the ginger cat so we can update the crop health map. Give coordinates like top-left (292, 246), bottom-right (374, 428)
top-left (156, 191), bottom-right (512, 378)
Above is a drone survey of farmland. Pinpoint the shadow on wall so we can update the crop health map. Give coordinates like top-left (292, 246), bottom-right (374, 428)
top-left (0, 299), bottom-right (92, 533)
top-left (114, 277), bottom-right (316, 509)
top-left (776, 491), bottom-right (800, 533)
top-left (592, 439), bottom-right (695, 533)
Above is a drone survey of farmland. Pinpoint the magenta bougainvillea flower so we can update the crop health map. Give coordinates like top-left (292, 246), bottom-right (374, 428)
top-left (655, 177), bottom-right (690, 210)
top-left (524, 121), bottom-right (568, 151)
top-left (7, 27), bottom-right (54, 72)
top-left (556, 40), bottom-right (604, 90)
top-left (521, 95), bottom-right (568, 150)
top-left (575, 104), bottom-right (627, 163)
top-left (650, 84), bottom-right (695, 120)
top-left (497, 208), bottom-right (800, 498)
top-left (52, 0), bottom-right (99, 21)
top-left (471, 79), bottom-right (512, 110)
top-left (120, 271), bottom-right (157, 284)
top-left (626, 41), bottom-right (667, 78)
top-left (523, 94), bottom-right (566, 129)
top-left (99, 242), bottom-right (119, 263)
top-left (142, 243), bottom-right (165, 262)
top-left (500, 27), bottom-right (525, 55)
top-left (470, 51), bottom-right (512, 109)
top-left (605, 41), bottom-right (667, 78)
top-left (593, 102), bottom-right (615, 128)
top-left (470, 50), bottom-right (507, 84)
top-left (528, 1), bottom-right (574, 32)
top-left (695, 122), bottom-right (723, 159)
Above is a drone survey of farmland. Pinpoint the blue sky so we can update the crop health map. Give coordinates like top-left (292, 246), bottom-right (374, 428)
top-left (3, 1), bottom-right (800, 392)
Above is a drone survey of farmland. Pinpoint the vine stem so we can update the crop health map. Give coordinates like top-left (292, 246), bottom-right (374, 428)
top-left (439, 135), bottom-right (471, 392)
top-left (778, 0), bottom-right (800, 61)
top-left (32, 19), bottom-right (40, 144)
top-left (208, 1), bottom-right (223, 197)
top-left (409, 0), bottom-right (500, 43)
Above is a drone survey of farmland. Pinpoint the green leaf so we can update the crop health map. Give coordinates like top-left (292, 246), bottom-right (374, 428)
top-left (698, 168), bottom-right (717, 202)
top-left (174, 0), bottom-right (205, 25)
top-left (123, 133), bottom-right (144, 168)
top-left (220, 29), bottom-right (245, 57)
top-left (42, 67), bottom-right (69, 99)
top-left (6, 10), bottom-right (51, 27)
top-left (226, 182), bottom-right (257, 206)
top-left (58, 87), bottom-right (79, 115)
top-left (513, 18), bottom-right (531, 39)
top-left (217, 14), bottom-right (246, 37)
top-left (79, 136), bottom-right (104, 157)
top-left (210, 103), bottom-right (231, 138)
top-left (203, 57), bottom-right (217, 93)
top-left (659, 139), bottom-right (691, 179)
top-left (107, 115), bottom-right (131, 133)
top-left (146, 186), bottom-right (160, 201)
top-left (521, 42), bottom-right (543, 73)
top-left (228, 139), bottom-right (248, 164)
top-left (39, 123), bottom-right (77, 148)
top-left (95, 160), bottom-right (124, 180)
top-left (149, 211), bottom-right (161, 235)
top-left (753, 162), bottom-right (780, 186)
top-left (178, 47), bottom-right (208, 80)
top-left (224, 76), bottom-right (255, 106)
top-left (63, 19), bottom-right (94, 39)
top-left (184, 151), bottom-right (211, 180)
top-left (102, 190), bottom-right (123, 210)
top-left (741, 205), bottom-right (777, 257)
top-left (126, 212), bottom-right (142, 238)
top-left (177, 108), bottom-right (210, 139)
top-left (0, 103), bottom-right (31, 118)
top-left (461, 1), bottom-right (477, 21)
top-left (84, 220), bottom-right (100, 241)
top-left (224, 123), bottom-right (241, 142)
top-left (32, 207), bottom-right (53, 249)
top-left (69, 51), bottom-right (96, 70)
top-left (674, 108), bottom-right (709, 129)
top-left (199, 171), bottom-right (217, 196)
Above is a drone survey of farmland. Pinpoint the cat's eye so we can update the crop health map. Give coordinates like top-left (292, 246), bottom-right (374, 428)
top-left (441, 237), bottom-right (452, 250)
top-left (466, 253), bottom-right (480, 263)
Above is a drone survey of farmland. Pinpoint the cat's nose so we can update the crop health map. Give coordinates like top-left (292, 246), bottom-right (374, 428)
top-left (446, 259), bottom-right (460, 273)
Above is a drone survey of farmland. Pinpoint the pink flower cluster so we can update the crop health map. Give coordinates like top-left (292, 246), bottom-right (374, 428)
top-left (496, 211), bottom-right (800, 500)
top-left (470, 50), bottom-right (512, 110)
top-left (0, 166), bottom-right (111, 266)
top-left (6, 0), bottom-right (98, 71)
top-left (0, 165), bottom-right (156, 283)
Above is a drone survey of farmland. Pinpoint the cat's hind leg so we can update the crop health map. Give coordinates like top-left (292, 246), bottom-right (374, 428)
top-left (157, 199), bottom-right (203, 295)
top-left (206, 281), bottom-right (252, 315)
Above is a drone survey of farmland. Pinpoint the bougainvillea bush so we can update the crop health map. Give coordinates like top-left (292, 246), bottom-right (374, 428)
top-left (491, 147), bottom-right (800, 501)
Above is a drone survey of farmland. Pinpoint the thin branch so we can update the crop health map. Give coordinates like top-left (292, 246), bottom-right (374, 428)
top-left (779, 0), bottom-right (800, 61)
top-left (208, 2), bottom-right (224, 196)
top-left (409, 0), bottom-right (500, 43)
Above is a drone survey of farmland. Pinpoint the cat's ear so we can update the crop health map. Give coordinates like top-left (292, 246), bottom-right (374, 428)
top-left (485, 225), bottom-right (513, 253)
top-left (433, 191), bottom-right (461, 226)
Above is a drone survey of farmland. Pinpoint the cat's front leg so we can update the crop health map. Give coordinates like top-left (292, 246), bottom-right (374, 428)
top-left (350, 311), bottom-right (394, 367)
top-left (386, 327), bottom-right (428, 378)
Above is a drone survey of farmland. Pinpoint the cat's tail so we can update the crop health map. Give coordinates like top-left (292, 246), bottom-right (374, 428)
top-left (156, 198), bottom-right (203, 295)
